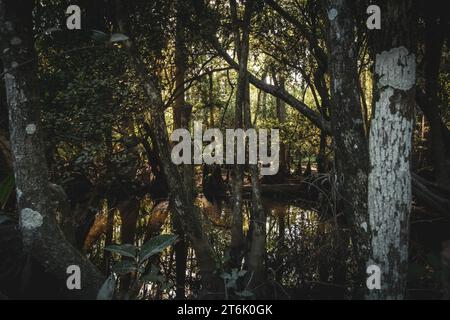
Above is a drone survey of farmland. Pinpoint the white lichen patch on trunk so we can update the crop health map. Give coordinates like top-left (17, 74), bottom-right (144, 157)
top-left (368, 46), bottom-right (415, 299)
top-left (21, 208), bottom-right (43, 230)
top-left (375, 46), bottom-right (415, 90)
top-left (328, 8), bottom-right (338, 21)
top-left (16, 188), bottom-right (23, 200)
top-left (25, 123), bottom-right (36, 135)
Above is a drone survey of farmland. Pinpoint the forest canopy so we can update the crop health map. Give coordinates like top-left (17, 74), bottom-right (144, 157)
top-left (0, 0), bottom-right (449, 301)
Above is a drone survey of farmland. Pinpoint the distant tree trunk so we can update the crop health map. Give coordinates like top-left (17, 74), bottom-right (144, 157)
top-left (237, 0), bottom-right (267, 289)
top-left (103, 200), bottom-right (115, 274)
top-left (422, 10), bottom-right (449, 186)
top-left (252, 70), bottom-right (266, 125)
top-left (275, 208), bottom-right (286, 283)
top-left (0, 0), bottom-right (103, 299)
top-left (227, 0), bottom-right (245, 271)
top-left (118, 199), bottom-right (139, 298)
top-left (273, 72), bottom-right (289, 178)
top-left (229, 166), bottom-right (244, 269)
top-left (317, 131), bottom-right (327, 173)
top-left (103, 128), bottom-right (114, 274)
top-left (326, 0), bottom-right (371, 280)
top-left (367, 0), bottom-right (416, 300)
top-left (261, 87), bottom-right (267, 120)
top-left (173, 0), bottom-right (190, 300)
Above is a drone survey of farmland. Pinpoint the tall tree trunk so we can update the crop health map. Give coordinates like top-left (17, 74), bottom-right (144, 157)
top-left (326, 0), bottom-right (371, 281)
top-left (237, 0), bottom-right (267, 289)
top-left (275, 207), bottom-right (286, 284)
top-left (367, 0), bottom-right (416, 300)
top-left (0, 0), bottom-right (103, 299)
top-left (118, 199), bottom-right (139, 298)
top-left (173, 0), bottom-right (190, 299)
top-left (422, 10), bottom-right (449, 186)
top-left (273, 72), bottom-right (289, 178)
top-left (103, 200), bottom-right (115, 274)
top-left (114, 0), bottom-right (221, 297)
top-left (227, 0), bottom-right (245, 271)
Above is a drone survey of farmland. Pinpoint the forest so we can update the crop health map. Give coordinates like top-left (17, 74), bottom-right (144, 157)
top-left (0, 0), bottom-right (449, 301)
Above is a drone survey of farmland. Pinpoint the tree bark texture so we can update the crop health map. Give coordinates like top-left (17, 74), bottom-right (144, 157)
top-left (0, 0), bottom-right (104, 299)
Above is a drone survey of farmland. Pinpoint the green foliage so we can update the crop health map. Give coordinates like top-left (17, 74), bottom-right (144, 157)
top-left (111, 260), bottom-right (137, 275)
top-left (105, 244), bottom-right (137, 259)
top-left (99, 234), bottom-right (178, 299)
top-left (97, 274), bottom-right (117, 300)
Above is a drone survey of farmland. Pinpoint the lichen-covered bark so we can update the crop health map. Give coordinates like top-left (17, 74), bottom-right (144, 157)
top-left (326, 0), bottom-right (371, 278)
top-left (0, 0), bottom-right (103, 299)
top-left (368, 47), bottom-right (415, 300)
top-left (368, 0), bottom-right (416, 300)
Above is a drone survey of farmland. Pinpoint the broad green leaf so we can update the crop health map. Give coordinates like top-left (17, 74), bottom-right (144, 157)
top-left (138, 234), bottom-right (178, 264)
top-left (142, 265), bottom-right (165, 283)
top-left (111, 260), bottom-right (137, 275)
top-left (105, 244), bottom-right (137, 258)
top-left (109, 33), bottom-right (129, 43)
top-left (112, 260), bottom-right (137, 275)
top-left (97, 274), bottom-right (116, 300)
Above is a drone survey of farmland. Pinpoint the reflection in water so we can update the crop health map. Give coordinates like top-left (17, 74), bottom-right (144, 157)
top-left (88, 195), bottom-right (352, 299)
top-left (208, 199), bottom-right (349, 299)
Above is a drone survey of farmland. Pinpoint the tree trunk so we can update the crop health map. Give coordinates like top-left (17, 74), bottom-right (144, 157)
top-left (173, 0), bottom-right (190, 299)
top-left (422, 11), bottom-right (449, 186)
top-left (0, 0), bottom-right (103, 299)
top-left (367, 0), bottom-right (416, 300)
top-left (326, 0), bottom-right (371, 280)
top-left (114, 0), bottom-right (221, 297)
top-left (227, 0), bottom-right (245, 271)
top-left (273, 72), bottom-right (289, 178)
top-left (238, 0), bottom-right (267, 289)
